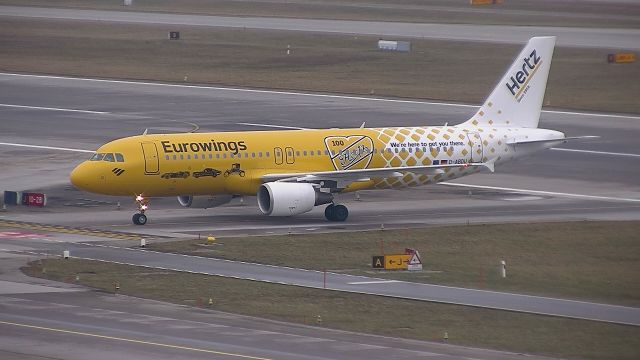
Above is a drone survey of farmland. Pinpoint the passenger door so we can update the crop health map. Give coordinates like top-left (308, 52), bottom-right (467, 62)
top-left (141, 142), bottom-right (160, 174)
top-left (274, 147), bottom-right (284, 165)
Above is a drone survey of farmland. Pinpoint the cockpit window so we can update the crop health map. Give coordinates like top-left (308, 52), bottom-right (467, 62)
top-left (90, 153), bottom-right (104, 161)
top-left (115, 153), bottom-right (124, 162)
top-left (103, 153), bottom-right (115, 162)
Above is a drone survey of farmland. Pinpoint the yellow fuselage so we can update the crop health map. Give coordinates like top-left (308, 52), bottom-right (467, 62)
top-left (70, 126), bottom-right (505, 197)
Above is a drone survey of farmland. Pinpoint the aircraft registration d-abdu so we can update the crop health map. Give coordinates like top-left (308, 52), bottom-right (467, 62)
top-left (71, 36), bottom-right (588, 225)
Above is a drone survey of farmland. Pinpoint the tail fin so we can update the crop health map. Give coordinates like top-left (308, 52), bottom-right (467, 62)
top-left (461, 36), bottom-right (556, 129)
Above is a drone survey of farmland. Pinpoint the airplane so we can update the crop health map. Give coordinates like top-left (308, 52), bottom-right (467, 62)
top-left (70, 36), bottom-right (591, 225)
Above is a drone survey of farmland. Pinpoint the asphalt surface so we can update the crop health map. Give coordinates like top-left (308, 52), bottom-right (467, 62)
top-left (1, 6), bottom-right (639, 49)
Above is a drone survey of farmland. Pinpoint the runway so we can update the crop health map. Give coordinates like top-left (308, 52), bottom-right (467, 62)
top-left (1, 5), bottom-right (639, 49)
top-left (1, 71), bottom-right (639, 231)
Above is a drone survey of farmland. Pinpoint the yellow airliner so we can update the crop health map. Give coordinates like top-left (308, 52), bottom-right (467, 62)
top-left (71, 36), bottom-right (586, 225)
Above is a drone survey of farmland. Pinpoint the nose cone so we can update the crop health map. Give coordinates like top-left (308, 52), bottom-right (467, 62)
top-left (70, 162), bottom-right (93, 192)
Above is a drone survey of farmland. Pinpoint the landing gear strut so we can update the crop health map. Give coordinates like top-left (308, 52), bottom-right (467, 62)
top-left (132, 195), bottom-right (148, 225)
top-left (325, 203), bottom-right (348, 222)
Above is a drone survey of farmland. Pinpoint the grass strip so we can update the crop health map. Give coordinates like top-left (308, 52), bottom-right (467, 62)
top-left (1, 18), bottom-right (638, 113)
top-left (149, 221), bottom-right (640, 306)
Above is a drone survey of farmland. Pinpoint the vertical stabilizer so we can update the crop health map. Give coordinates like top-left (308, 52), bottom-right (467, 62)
top-left (462, 36), bottom-right (556, 129)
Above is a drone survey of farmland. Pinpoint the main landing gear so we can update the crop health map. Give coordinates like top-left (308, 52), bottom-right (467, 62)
top-left (132, 195), bottom-right (148, 225)
top-left (325, 203), bottom-right (348, 222)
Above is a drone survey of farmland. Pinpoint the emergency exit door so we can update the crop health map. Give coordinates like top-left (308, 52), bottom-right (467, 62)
top-left (466, 132), bottom-right (483, 163)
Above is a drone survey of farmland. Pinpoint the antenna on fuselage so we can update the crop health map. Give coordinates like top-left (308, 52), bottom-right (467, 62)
top-left (360, 122), bottom-right (366, 128)
top-left (142, 129), bottom-right (148, 135)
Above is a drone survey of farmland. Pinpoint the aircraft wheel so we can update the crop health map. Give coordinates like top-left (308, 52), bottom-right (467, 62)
top-left (332, 204), bottom-right (349, 222)
top-left (324, 204), bottom-right (335, 221)
top-left (132, 213), bottom-right (147, 225)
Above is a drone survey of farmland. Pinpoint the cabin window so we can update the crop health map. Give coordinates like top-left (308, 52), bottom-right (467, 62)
top-left (223, 154), bottom-right (227, 159)
top-left (245, 153), bottom-right (249, 158)
top-left (103, 153), bottom-right (115, 162)
top-left (258, 152), bottom-right (262, 158)
top-left (180, 154), bottom-right (184, 160)
top-left (173, 155), bottom-right (177, 160)
top-left (187, 155), bottom-right (191, 160)
top-left (165, 155), bottom-right (170, 160)
top-left (296, 151), bottom-right (300, 157)
top-left (194, 154), bottom-right (198, 159)
top-left (216, 154), bottom-right (220, 159)
top-left (303, 151), bottom-right (307, 156)
top-left (209, 154), bottom-right (213, 159)
top-left (252, 152), bottom-right (255, 158)
top-left (90, 153), bottom-right (104, 161)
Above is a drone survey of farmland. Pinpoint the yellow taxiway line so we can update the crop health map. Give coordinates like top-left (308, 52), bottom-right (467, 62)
top-left (0, 320), bottom-right (273, 360)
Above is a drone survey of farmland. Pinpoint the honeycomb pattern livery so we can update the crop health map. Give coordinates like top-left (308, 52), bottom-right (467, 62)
top-left (367, 127), bottom-right (517, 190)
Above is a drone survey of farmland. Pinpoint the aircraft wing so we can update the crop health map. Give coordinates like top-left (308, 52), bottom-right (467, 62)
top-left (506, 136), bottom-right (599, 146)
top-left (261, 162), bottom-right (494, 185)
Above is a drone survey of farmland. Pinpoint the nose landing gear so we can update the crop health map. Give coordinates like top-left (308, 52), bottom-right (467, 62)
top-left (132, 195), bottom-right (148, 225)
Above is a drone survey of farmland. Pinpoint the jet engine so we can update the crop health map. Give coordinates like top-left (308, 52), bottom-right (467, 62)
top-left (257, 182), bottom-right (333, 216)
top-left (177, 195), bottom-right (233, 209)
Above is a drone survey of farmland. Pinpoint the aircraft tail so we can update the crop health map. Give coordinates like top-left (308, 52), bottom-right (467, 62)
top-left (461, 36), bottom-right (556, 129)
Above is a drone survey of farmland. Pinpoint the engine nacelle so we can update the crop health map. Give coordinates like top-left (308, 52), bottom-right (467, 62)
top-left (257, 182), bottom-right (333, 216)
top-left (177, 195), bottom-right (232, 209)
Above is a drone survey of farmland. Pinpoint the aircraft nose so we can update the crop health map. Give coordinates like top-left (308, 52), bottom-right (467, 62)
top-left (70, 162), bottom-right (92, 191)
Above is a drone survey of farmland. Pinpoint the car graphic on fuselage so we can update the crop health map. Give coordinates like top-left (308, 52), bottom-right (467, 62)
top-left (193, 168), bottom-right (222, 178)
top-left (161, 171), bottom-right (190, 179)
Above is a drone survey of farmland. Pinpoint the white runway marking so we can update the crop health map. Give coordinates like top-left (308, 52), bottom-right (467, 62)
top-left (0, 142), bottom-right (94, 153)
top-left (348, 280), bottom-right (400, 285)
top-left (441, 182), bottom-right (640, 203)
top-left (237, 122), bottom-right (306, 130)
top-left (2, 72), bottom-right (640, 120)
top-left (550, 148), bottom-right (640, 158)
top-left (0, 103), bottom-right (108, 115)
